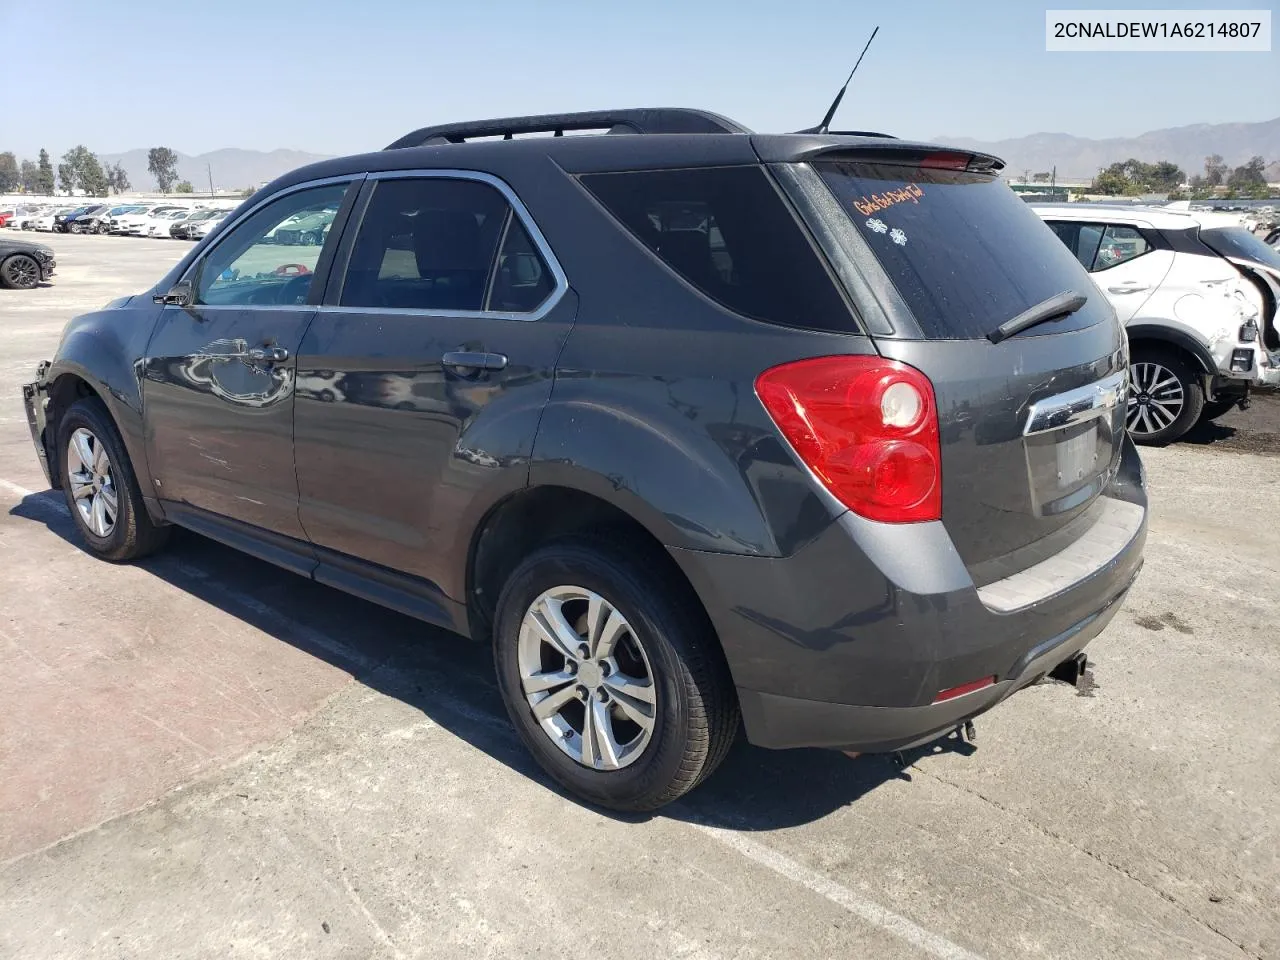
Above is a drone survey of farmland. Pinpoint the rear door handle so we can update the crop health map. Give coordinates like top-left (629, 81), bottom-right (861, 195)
top-left (246, 345), bottom-right (289, 364)
top-left (1107, 283), bottom-right (1150, 294)
top-left (442, 351), bottom-right (508, 372)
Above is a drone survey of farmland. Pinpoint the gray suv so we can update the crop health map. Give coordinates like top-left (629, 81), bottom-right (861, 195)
top-left (22, 108), bottom-right (1147, 810)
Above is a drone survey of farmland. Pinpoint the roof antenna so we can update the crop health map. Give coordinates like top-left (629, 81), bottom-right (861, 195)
top-left (801, 26), bottom-right (880, 135)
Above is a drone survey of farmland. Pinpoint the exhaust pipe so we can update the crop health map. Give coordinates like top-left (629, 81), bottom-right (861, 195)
top-left (1049, 652), bottom-right (1088, 686)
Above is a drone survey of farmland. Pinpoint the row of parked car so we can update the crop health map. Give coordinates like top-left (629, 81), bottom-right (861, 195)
top-left (1, 201), bottom-right (238, 240)
top-left (3, 200), bottom-right (337, 245)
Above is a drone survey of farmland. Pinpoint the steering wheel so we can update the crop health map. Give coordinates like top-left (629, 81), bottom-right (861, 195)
top-left (274, 263), bottom-right (311, 277)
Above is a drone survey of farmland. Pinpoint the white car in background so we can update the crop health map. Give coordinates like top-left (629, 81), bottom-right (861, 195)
top-left (142, 208), bottom-right (197, 238)
top-left (187, 209), bottom-right (234, 241)
top-left (116, 205), bottom-right (188, 236)
top-left (1034, 203), bottom-right (1280, 444)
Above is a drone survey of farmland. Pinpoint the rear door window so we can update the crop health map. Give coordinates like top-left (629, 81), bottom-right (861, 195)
top-left (814, 162), bottom-right (1104, 339)
top-left (579, 166), bottom-right (855, 332)
top-left (341, 177), bottom-right (547, 313)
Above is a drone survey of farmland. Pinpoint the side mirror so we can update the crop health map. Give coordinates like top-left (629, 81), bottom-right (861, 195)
top-left (153, 282), bottom-right (193, 307)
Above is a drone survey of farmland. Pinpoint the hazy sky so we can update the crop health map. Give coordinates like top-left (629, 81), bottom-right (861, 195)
top-left (3, 0), bottom-right (1277, 160)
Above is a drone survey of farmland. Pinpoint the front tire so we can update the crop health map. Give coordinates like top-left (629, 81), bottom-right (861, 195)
top-left (0, 254), bottom-right (40, 289)
top-left (1126, 346), bottom-right (1204, 445)
top-left (493, 538), bottom-right (738, 811)
top-left (57, 398), bottom-right (169, 562)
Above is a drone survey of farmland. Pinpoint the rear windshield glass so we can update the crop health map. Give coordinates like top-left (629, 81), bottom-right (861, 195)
top-left (579, 166), bottom-right (856, 332)
top-left (814, 162), bottom-right (1105, 340)
top-left (1200, 226), bottom-right (1280, 271)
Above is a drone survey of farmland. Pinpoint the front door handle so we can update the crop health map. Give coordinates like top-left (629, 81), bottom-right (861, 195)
top-left (442, 351), bottom-right (508, 372)
top-left (1107, 283), bottom-right (1150, 294)
top-left (246, 345), bottom-right (289, 365)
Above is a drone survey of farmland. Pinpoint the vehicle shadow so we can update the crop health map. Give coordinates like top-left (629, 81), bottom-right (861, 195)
top-left (8, 490), bottom-right (975, 831)
top-left (1179, 420), bottom-right (1236, 446)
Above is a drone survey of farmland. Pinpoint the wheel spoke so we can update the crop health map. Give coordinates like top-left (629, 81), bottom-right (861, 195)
top-left (92, 444), bottom-right (110, 477)
top-left (98, 484), bottom-right (119, 521)
top-left (580, 698), bottom-right (599, 768)
top-left (593, 609), bottom-right (629, 660)
top-left (72, 432), bottom-right (95, 473)
top-left (523, 668), bottom-right (576, 695)
top-left (1149, 374), bottom-right (1179, 393)
top-left (590, 699), bottom-right (622, 768)
top-left (528, 597), bottom-right (582, 660)
top-left (90, 494), bottom-right (108, 536)
top-left (531, 682), bottom-right (579, 722)
top-left (69, 476), bottom-right (94, 501)
top-left (605, 680), bottom-right (656, 732)
top-left (603, 671), bottom-right (656, 706)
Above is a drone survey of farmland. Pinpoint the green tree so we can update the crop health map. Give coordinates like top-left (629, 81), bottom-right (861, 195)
top-left (1227, 156), bottom-right (1267, 197)
top-left (174, 180), bottom-right (194, 193)
top-left (1146, 160), bottom-right (1185, 193)
top-left (147, 147), bottom-right (180, 193)
top-left (57, 162), bottom-right (74, 194)
top-left (36, 149), bottom-right (55, 195)
top-left (62, 145), bottom-right (109, 196)
top-left (1204, 154), bottom-right (1228, 187)
top-left (105, 162), bottom-right (131, 194)
top-left (20, 159), bottom-right (39, 192)
top-left (0, 152), bottom-right (18, 192)
top-left (1092, 163), bottom-right (1135, 196)
top-left (1032, 171), bottom-right (1052, 183)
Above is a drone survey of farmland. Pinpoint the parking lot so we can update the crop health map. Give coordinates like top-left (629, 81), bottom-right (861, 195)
top-left (1, 232), bottom-right (1277, 959)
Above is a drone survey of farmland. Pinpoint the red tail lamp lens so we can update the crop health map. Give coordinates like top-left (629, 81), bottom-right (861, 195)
top-left (755, 356), bottom-right (942, 523)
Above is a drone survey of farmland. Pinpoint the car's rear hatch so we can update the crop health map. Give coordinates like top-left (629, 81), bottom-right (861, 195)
top-left (768, 140), bottom-right (1128, 579)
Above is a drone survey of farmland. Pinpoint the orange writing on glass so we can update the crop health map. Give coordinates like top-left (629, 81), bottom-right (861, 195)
top-left (852, 183), bottom-right (924, 217)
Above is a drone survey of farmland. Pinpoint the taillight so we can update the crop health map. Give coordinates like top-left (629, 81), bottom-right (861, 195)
top-left (919, 151), bottom-right (971, 171)
top-left (755, 355), bottom-right (941, 523)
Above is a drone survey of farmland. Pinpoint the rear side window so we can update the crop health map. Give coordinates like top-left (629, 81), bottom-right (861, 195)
top-left (579, 166), bottom-right (855, 332)
top-left (815, 162), bottom-right (1104, 339)
top-left (341, 178), bottom-right (549, 313)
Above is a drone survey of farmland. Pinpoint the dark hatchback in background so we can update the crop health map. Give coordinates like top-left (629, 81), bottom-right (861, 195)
top-left (22, 108), bottom-right (1146, 811)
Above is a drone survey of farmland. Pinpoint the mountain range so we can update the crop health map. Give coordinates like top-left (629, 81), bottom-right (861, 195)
top-left (940, 117), bottom-right (1280, 183)
top-left (98, 148), bottom-right (334, 193)
top-left (95, 116), bottom-right (1280, 192)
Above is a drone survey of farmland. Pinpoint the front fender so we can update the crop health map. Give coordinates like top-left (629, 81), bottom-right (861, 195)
top-left (45, 303), bottom-right (162, 497)
top-left (527, 377), bottom-right (842, 558)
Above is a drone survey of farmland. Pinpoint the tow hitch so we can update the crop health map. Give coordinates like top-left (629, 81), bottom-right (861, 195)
top-left (1049, 652), bottom-right (1089, 686)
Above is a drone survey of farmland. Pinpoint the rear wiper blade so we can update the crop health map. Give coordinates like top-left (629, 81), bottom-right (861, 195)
top-left (987, 291), bottom-right (1089, 344)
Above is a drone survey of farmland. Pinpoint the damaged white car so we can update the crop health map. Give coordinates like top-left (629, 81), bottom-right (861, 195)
top-left (1034, 204), bottom-right (1280, 444)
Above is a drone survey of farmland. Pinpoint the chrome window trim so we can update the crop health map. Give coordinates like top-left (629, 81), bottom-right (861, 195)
top-left (177, 174), bottom-right (363, 289)
top-left (1024, 369), bottom-right (1127, 436)
top-left (331, 168), bottom-right (568, 323)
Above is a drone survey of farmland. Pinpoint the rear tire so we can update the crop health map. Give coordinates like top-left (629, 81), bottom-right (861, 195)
top-left (57, 398), bottom-right (170, 562)
top-left (493, 537), bottom-right (738, 811)
top-left (1126, 345), bottom-right (1204, 445)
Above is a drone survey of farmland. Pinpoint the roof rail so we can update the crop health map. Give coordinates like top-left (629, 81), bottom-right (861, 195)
top-left (385, 108), bottom-right (751, 150)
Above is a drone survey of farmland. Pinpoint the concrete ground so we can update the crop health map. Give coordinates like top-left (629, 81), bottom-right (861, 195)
top-left (1, 232), bottom-right (1277, 960)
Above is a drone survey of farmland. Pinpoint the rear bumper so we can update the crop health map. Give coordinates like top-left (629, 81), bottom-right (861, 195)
top-left (737, 569), bottom-right (1134, 752)
top-left (671, 436), bottom-right (1147, 753)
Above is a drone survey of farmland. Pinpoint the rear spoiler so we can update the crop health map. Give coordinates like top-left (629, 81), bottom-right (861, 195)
top-left (752, 135), bottom-right (1005, 174)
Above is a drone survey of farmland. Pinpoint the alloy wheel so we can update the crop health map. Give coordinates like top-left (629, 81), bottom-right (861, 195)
top-left (517, 586), bottom-right (657, 771)
top-left (7, 256), bottom-right (38, 288)
top-left (66, 427), bottom-right (118, 537)
top-left (1126, 361), bottom-right (1185, 437)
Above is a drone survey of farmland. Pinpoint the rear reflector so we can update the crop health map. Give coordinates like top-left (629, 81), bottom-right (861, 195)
top-left (932, 676), bottom-right (997, 704)
top-left (755, 356), bottom-right (942, 523)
